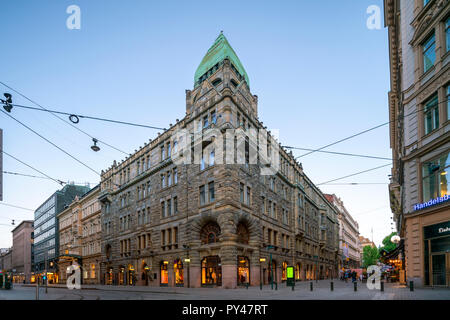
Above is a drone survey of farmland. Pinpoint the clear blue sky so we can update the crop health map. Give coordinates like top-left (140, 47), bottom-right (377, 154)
top-left (0, 0), bottom-right (391, 248)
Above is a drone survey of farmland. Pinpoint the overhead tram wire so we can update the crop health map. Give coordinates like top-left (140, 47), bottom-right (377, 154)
top-left (0, 202), bottom-right (35, 212)
top-left (0, 110), bottom-right (101, 176)
top-left (1, 149), bottom-right (65, 186)
top-left (8, 102), bottom-right (166, 131)
top-left (3, 170), bottom-right (98, 185)
top-left (316, 163), bottom-right (391, 186)
top-left (0, 81), bottom-right (132, 156)
top-left (291, 98), bottom-right (450, 160)
top-left (281, 147), bottom-right (392, 161)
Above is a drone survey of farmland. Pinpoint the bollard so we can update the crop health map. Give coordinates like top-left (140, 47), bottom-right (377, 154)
top-left (260, 282), bottom-right (262, 290)
top-left (246, 283), bottom-right (249, 290)
top-left (291, 284), bottom-right (294, 291)
top-left (380, 281), bottom-right (384, 292)
top-left (275, 282), bottom-right (278, 290)
top-left (330, 281), bottom-right (334, 291)
top-left (310, 282), bottom-right (313, 291)
top-left (409, 281), bottom-right (414, 292)
top-left (354, 281), bottom-right (357, 292)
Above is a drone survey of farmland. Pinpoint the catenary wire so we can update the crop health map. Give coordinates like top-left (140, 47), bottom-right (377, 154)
top-left (1, 109), bottom-right (101, 176)
top-left (0, 81), bottom-right (131, 155)
top-left (2, 170), bottom-right (97, 185)
top-left (1, 149), bottom-right (65, 186)
top-left (293, 98), bottom-right (449, 159)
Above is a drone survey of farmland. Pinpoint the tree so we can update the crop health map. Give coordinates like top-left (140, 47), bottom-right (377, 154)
top-left (379, 232), bottom-right (398, 253)
top-left (362, 245), bottom-right (379, 268)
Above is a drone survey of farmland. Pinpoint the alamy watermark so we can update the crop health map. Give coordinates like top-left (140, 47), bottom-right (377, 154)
top-left (66, 262), bottom-right (81, 290)
top-left (366, 5), bottom-right (381, 30)
top-left (66, 5), bottom-right (81, 30)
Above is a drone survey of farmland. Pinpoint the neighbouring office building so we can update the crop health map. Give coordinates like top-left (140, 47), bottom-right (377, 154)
top-left (33, 184), bottom-right (90, 283)
top-left (11, 220), bottom-right (34, 283)
top-left (98, 33), bottom-right (340, 288)
top-left (385, 0), bottom-right (450, 287)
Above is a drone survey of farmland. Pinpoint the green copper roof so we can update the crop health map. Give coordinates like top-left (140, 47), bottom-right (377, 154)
top-left (194, 33), bottom-right (249, 87)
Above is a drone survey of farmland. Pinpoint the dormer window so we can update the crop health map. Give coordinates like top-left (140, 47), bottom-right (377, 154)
top-left (230, 79), bottom-right (239, 88)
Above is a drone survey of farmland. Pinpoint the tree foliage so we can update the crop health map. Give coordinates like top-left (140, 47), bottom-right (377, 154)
top-left (362, 245), bottom-right (379, 268)
top-left (380, 232), bottom-right (398, 253)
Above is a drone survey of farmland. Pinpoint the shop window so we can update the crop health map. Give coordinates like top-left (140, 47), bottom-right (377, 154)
top-left (174, 259), bottom-right (184, 286)
top-left (295, 263), bottom-right (301, 280)
top-left (237, 256), bottom-right (250, 286)
top-left (282, 262), bottom-right (288, 281)
top-left (160, 261), bottom-right (168, 286)
top-left (201, 256), bottom-right (222, 286)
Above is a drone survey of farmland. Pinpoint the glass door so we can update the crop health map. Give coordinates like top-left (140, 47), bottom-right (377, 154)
top-left (431, 254), bottom-right (447, 286)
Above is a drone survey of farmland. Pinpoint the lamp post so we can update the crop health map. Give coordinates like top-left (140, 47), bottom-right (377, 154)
top-left (259, 258), bottom-right (266, 289)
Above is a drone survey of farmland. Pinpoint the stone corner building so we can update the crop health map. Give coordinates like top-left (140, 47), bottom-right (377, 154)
top-left (98, 33), bottom-right (340, 288)
top-left (385, 0), bottom-right (450, 287)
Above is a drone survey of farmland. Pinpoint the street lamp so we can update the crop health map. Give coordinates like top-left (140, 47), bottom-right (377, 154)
top-left (259, 258), bottom-right (266, 289)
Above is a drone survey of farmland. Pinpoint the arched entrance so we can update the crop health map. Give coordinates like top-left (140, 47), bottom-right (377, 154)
top-left (160, 261), bottom-right (169, 286)
top-left (174, 259), bottom-right (184, 286)
top-left (237, 256), bottom-right (250, 286)
top-left (201, 256), bottom-right (222, 286)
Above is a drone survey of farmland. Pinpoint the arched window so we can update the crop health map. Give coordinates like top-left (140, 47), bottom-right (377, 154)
top-left (200, 222), bottom-right (221, 244)
top-left (230, 79), bottom-right (239, 88)
top-left (236, 222), bottom-right (250, 244)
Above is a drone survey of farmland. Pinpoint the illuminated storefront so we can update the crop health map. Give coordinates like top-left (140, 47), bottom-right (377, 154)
top-left (237, 256), bottom-right (250, 286)
top-left (118, 266), bottom-right (125, 285)
top-left (174, 259), bottom-right (184, 286)
top-left (295, 263), bottom-right (301, 281)
top-left (201, 256), bottom-right (222, 286)
top-left (160, 261), bottom-right (168, 286)
top-left (282, 262), bottom-right (288, 281)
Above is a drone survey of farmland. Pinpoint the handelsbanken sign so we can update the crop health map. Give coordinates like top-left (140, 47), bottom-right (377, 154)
top-left (413, 194), bottom-right (449, 211)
